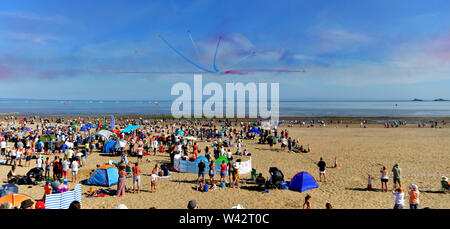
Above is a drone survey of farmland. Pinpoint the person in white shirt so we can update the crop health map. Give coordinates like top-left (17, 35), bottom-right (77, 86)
top-left (36, 155), bottom-right (43, 169)
top-left (152, 139), bottom-right (158, 156)
top-left (392, 187), bottom-right (405, 209)
top-left (0, 140), bottom-right (7, 156)
top-left (62, 158), bottom-right (70, 180)
top-left (15, 148), bottom-right (22, 166)
top-left (151, 170), bottom-right (157, 192)
top-left (71, 160), bottom-right (79, 183)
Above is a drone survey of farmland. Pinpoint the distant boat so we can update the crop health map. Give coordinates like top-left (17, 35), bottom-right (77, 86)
top-left (412, 98), bottom-right (424, 101)
top-left (434, 98), bottom-right (449, 101)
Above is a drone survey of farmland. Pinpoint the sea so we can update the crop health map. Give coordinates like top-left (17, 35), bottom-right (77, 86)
top-left (0, 98), bottom-right (450, 117)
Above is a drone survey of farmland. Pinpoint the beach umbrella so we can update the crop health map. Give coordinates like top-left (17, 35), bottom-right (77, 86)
top-left (0, 193), bottom-right (33, 208)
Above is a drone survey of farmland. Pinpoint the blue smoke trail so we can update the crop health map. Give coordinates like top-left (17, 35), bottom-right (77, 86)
top-left (213, 37), bottom-right (221, 72)
top-left (158, 35), bottom-right (214, 73)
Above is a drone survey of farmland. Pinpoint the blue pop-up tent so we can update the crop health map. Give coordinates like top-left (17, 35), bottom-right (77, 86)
top-left (288, 171), bottom-right (319, 192)
top-left (248, 128), bottom-right (262, 134)
top-left (104, 140), bottom-right (116, 153)
top-left (86, 165), bottom-right (119, 186)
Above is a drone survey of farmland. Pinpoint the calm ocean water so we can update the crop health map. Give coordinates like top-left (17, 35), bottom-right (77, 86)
top-left (0, 98), bottom-right (450, 117)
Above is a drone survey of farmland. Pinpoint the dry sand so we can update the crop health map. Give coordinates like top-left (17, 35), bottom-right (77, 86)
top-left (2, 124), bottom-right (449, 209)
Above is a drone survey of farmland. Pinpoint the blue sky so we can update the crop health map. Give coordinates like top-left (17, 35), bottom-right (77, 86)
top-left (1, 0), bottom-right (450, 100)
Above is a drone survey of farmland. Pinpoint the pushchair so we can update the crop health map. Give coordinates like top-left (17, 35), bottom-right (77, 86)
top-left (266, 167), bottom-right (285, 189)
top-left (26, 167), bottom-right (45, 182)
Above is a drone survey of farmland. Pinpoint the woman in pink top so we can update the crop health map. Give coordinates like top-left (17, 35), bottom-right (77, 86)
top-left (408, 184), bottom-right (420, 209)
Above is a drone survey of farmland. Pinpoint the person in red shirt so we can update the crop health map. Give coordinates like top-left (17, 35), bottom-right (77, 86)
top-left (220, 161), bottom-right (227, 185)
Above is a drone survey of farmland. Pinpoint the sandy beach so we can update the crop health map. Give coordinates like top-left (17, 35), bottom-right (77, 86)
top-left (1, 121), bottom-right (449, 209)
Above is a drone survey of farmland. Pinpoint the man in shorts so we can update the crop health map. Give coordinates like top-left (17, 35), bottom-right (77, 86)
top-left (317, 157), bottom-right (327, 182)
top-left (137, 147), bottom-right (144, 164)
top-left (24, 148), bottom-right (32, 167)
top-left (132, 162), bottom-right (141, 193)
top-left (392, 163), bottom-right (402, 189)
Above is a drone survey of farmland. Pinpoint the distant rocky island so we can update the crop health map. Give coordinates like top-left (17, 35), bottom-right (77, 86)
top-left (412, 98), bottom-right (448, 101)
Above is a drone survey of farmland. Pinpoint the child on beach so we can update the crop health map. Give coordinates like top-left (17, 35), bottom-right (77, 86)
top-left (151, 170), bottom-right (157, 192)
top-left (303, 194), bottom-right (312, 209)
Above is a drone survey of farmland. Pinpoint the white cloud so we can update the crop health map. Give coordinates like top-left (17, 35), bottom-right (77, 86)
top-left (0, 11), bottom-right (67, 23)
top-left (6, 32), bottom-right (60, 44)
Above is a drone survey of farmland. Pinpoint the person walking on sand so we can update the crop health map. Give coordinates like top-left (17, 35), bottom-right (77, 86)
top-left (317, 157), bottom-right (327, 182)
top-left (303, 194), bottom-right (312, 209)
top-left (408, 184), bottom-right (420, 209)
top-left (380, 166), bottom-right (389, 192)
top-left (392, 187), bottom-right (405, 209)
top-left (392, 163), bottom-right (402, 189)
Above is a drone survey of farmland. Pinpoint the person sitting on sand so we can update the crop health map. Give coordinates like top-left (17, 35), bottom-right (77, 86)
top-left (256, 173), bottom-right (266, 187)
top-left (442, 176), bottom-right (450, 190)
top-left (392, 187), bottom-right (405, 209)
top-left (56, 179), bottom-right (69, 193)
top-left (7, 165), bottom-right (17, 181)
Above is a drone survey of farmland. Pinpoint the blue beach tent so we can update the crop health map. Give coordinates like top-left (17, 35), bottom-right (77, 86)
top-left (104, 140), bottom-right (116, 153)
top-left (194, 156), bottom-right (209, 163)
top-left (288, 171), bottom-right (319, 192)
top-left (248, 128), bottom-right (262, 134)
top-left (86, 165), bottom-right (119, 186)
